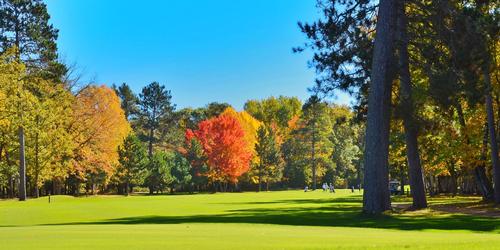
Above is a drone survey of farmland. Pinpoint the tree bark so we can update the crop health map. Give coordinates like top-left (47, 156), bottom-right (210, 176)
top-left (311, 118), bottom-right (317, 190)
top-left (34, 129), bottom-right (40, 198)
top-left (363, 0), bottom-right (396, 214)
top-left (484, 67), bottom-right (500, 203)
top-left (396, 0), bottom-right (427, 209)
top-left (18, 127), bottom-right (27, 201)
top-left (258, 160), bottom-right (263, 192)
top-left (477, 122), bottom-right (494, 200)
top-left (14, 18), bottom-right (26, 201)
top-left (8, 175), bottom-right (14, 198)
top-left (399, 164), bottom-right (405, 195)
top-left (148, 128), bottom-right (154, 158)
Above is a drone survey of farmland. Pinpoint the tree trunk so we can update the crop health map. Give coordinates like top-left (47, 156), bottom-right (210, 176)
top-left (4, 149), bottom-right (14, 198)
top-left (399, 164), bottom-right (405, 195)
top-left (8, 175), bottom-right (14, 198)
top-left (449, 165), bottom-right (458, 196)
top-left (396, 0), bottom-right (427, 209)
top-left (258, 161), bottom-right (262, 192)
top-left (148, 128), bottom-right (154, 158)
top-left (33, 173), bottom-right (39, 198)
top-left (477, 122), bottom-right (495, 201)
top-left (34, 130), bottom-right (40, 198)
top-left (484, 68), bottom-right (500, 203)
top-left (362, 0), bottom-right (396, 214)
top-left (18, 127), bottom-right (27, 201)
top-left (311, 121), bottom-right (317, 190)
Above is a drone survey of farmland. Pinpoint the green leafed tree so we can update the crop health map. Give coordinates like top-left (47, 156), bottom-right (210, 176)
top-left (328, 105), bottom-right (362, 188)
top-left (254, 125), bottom-right (283, 191)
top-left (144, 151), bottom-right (174, 194)
top-left (283, 96), bottom-right (333, 189)
top-left (113, 83), bottom-right (139, 122)
top-left (137, 82), bottom-right (175, 157)
top-left (170, 152), bottom-right (192, 192)
top-left (115, 133), bottom-right (147, 195)
top-left (182, 138), bottom-right (208, 191)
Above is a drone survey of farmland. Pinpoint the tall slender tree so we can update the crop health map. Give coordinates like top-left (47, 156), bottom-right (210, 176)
top-left (116, 133), bottom-right (147, 195)
top-left (0, 0), bottom-right (62, 200)
top-left (254, 125), bottom-right (283, 191)
top-left (300, 95), bottom-right (333, 190)
top-left (137, 82), bottom-right (175, 157)
top-left (396, 0), bottom-right (427, 209)
top-left (363, 0), bottom-right (396, 214)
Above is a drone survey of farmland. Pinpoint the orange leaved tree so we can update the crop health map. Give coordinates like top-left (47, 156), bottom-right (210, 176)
top-left (186, 113), bottom-right (252, 191)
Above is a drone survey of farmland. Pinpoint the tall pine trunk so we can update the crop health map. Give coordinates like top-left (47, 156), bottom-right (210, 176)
top-left (478, 122), bottom-right (494, 200)
top-left (483, 67), bottom-right (500, 203)
top-left (311, 122), bottom-right (316, 190)
top-left (18, 126), bottom-right (27, 201)
top-left (396, 0), bottom-right (427, 209)
top-left (34, 129), bottom-right (40, 198)
top-left (258, 157), bottom-right (263, 192)
top-left (363, 0), bottom-right (396, 214)
top-left (148, 128), bottom-right (154, 158)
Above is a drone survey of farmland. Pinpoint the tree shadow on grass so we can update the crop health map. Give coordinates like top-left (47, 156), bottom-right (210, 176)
top-left (40, 195), bottom-right (499, 232)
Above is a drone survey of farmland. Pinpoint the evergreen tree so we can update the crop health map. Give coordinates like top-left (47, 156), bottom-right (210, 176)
top-left (170, 152), bottom-right (192, 192)
top-left (113, 83), bottom-right (139, 122)
top-left (144, 151), bottom-right (173, 194)
top-left (137, 82), bottom-right (175, 157)
top-left (116, 133), bottom-right (147, 195)
top-left (302, 95), bottom-right (333, 190)
top-left (254, 125), bottom-right (283, 191)
top-left (396, 0), bottom-right (427, 209)
top-left (362, 0), bottom-right (396, 214)
top-left (183, 138), bottom-right (208, 191)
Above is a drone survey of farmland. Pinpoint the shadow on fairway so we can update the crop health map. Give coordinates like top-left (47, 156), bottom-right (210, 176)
top-left (42, 195), bottom-right (500, 232)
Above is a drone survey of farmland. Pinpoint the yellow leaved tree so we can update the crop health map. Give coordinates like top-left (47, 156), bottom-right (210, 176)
top-left (70, 85), bottom-right (130, 193)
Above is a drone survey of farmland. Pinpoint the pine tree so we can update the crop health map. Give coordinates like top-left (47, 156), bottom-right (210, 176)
top-left (116, 133), bottom-right (147, 195)
top-left (137, 82), bottom-right (175, 157)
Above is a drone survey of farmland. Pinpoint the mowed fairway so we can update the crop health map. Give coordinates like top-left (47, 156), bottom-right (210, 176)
top-left (1, 190), bottom-right (499, 249)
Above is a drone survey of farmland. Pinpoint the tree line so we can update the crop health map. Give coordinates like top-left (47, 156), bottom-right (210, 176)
top-left (0, 0), bottom-right (364, 198)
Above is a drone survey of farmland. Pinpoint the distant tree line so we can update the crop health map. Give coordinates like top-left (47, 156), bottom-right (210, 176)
top-left (0, 0), bottom-right (364, 198)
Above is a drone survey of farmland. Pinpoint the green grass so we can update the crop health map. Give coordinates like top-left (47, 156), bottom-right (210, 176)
top-left (1, 190), bottom-right (499, 249)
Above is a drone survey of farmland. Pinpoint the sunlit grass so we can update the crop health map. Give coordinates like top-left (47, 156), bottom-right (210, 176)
top-left (1, 190), bottom-right (499, 249)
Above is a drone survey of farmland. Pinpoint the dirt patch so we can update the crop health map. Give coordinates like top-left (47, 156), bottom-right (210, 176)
top-left (432, 202), bottom-right (500, 218)
top-left (393, 201), bottom-right (500, 218)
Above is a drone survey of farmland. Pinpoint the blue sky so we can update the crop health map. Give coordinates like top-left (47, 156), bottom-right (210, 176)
top-left (45, 0), bottom-right (351, 110)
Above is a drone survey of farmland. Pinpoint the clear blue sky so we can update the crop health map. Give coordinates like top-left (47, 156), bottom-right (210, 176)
top-left (45, 0), bottom-right (350, 110)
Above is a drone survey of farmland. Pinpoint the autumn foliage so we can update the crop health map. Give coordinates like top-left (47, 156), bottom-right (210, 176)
top-left (71, 85), bottom-right (131, 184)
top-left (186, 113), bottom-right (252, 183)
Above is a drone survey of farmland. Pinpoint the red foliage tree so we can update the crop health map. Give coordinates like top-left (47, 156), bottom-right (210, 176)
top-left (186, 113), bottom-right (252, 183)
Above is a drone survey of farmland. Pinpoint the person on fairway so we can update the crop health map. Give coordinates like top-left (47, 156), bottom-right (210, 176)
top-left (329, 183), bottom-right (335, 193)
